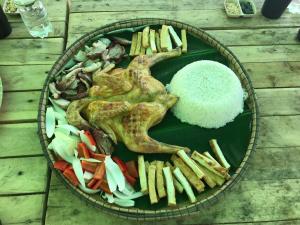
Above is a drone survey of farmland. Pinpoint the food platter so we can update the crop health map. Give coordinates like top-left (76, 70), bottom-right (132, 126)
top-left (38, 19), bottom-right (259, 220)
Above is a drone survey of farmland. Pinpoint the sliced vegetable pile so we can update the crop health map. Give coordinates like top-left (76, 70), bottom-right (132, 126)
top-left (48, 36), bottom-right (130, 101)
top-left (137, 140), bottom-right (230, 206)
top-left (47, 98), bottom-right (144, 207)
top-left (129, 25), bottom-right (187, 56)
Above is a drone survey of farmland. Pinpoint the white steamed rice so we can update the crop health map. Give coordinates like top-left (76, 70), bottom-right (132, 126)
top-left (168, 60), bottom-right (244, 129)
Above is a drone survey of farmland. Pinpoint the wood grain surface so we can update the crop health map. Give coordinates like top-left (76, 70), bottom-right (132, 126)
top-left (1, 0), bottom-right (300, 224)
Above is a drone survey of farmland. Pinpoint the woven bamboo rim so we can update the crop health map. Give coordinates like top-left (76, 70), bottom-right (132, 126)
top-left (38, 18), bottom-right (259, 221)
top-left (0, 77), bottom-right (3, 108)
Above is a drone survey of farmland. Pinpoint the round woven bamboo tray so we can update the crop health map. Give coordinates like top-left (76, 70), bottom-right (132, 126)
top-left (0, 77), bottom-right (3, 108)
top-left (38, 18), bottom-right (259, 221)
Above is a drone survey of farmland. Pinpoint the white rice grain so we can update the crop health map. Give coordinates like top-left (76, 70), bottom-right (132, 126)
top-left (168, 60), bottom-right (244, 128)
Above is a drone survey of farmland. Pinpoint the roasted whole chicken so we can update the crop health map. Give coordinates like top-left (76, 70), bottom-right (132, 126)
top-left (66, 48), bottom-right (189, 154)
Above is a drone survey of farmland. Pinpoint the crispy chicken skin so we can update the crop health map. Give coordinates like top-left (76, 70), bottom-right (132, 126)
top-left (67, 48), bottom-right (189, 154)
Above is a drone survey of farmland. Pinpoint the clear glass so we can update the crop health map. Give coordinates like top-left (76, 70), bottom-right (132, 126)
top-left (17, 0), bottom-right (53, 38)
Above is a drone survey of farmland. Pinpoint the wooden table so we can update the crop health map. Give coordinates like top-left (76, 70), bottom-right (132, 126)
top-left (0, 0), bottom-right (300, 224)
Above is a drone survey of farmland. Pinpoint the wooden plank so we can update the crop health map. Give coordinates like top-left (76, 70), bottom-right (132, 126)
top-left (207, 28), bottom-right (300, 46)
top-left (68, 10), bottom-right (300, 39)
top-left (0, 65), bottom-right (49, 91)
top-left (245, 147), bottom-right (300, 181)
top-left (258, 115), bottom-right (300, 148)
top-left (0, 194), bottom-right (44, 225)
top-left (70, 0), bottom-right (173, 12)
top-left (244, 62), bottom-right (300, 88)
top-left (0, 156), bottom-right (47, 194)
top-left (0, 91), bottom-right (40, 123)
top-left (70, 0), bottom-right (265, 12)
top-left (6, 21), bottom-right (65, 39)
top-left (256, 88), bottom-right (300, 116)
top-left (229, 45), bottom-right (300, 63)
top-left (0, 38), bottom-right (64, 65)
top-left (5, 0), bottom-right (67, 22)
top-left (46, 175), bottom-right (300, 224)
top-left (182, 179), bottom-right (300, 224)
top-left (0, 123), bottom-right (42, 157)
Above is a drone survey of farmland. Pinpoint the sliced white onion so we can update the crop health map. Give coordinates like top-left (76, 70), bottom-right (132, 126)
top-left (104, 193), bottom-right (115, 204)
top-left (57, 119), bottom-right (68, 125)
top-left (72, 158), bottom-right (86, 187)
top-left (79, 130), bottom-right (97, 151)
top-left (106, 167), bottom-right (117, 192)
top-left (46, 106), bottom-right (56, 138)
top-left (51, 133), bottom-right (79, 163)
top-left (74, 149), bottom-right (79, 158)
top-left (105, 156), bottom-right (125, 191)
top-left (103, 192), bottom-right (135, 207)
top-left (123, 181), bottom-right (135, 195)
top-left (51, 138), bottom-right (75, 163)
top-left (55, 132), bottom-right (80, 143)
top-left (113, 190), bottom-right (143, 200)
top-left (49, 98), bottom-right (66, 116)
top-left (55, 127), bottom-right (70, 136)
top-left (57, 124), bottom-right (80, 136)
top-left (114, 198), bottom-right (135, 207)
top-left (80, 158), bottom-right (102, 163)
top-left (78, 184), bottom-right (101, 194)
top-left (51, 98), bottom-right (70, 110)
top-left (83, 171), bottom-right (94, 181)
top-left (54, 111), bottom-right (66, 121)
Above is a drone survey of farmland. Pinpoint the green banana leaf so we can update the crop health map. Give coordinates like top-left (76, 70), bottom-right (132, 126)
top-left (97, 26), bottom-right (253, 209)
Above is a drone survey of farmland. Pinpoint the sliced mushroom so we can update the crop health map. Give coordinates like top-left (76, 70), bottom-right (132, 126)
top-left (74, 50), bottom-right (87, 62)
top-left (98, 38), bottom-right (111, 47)
top-left (91, 128), bottom-right (115, 155)
top-left (78, 73), bottom-right (92, 86)
top-left (56, 68), bottom-right (82, 91)
top-left (69, 79), bottom-right (79, 90)
top-left (79, 78), bottom-right (91, 90)
top-left (49, 82), bottom-right (61, 99)
top-left (65, 62), bottom-right (83, 73)
top-left (82, 62), bottom-right (103, 73)
top-left (87, 43), bottom-right (107, 60)
top-left (108, 44), bottom-right (125, 60)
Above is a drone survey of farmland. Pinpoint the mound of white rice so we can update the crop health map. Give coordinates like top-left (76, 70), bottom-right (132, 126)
top-left (168, 60), bottom-right (244, 129)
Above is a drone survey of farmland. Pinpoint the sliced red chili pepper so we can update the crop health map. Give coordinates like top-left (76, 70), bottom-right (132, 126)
top-left (87, 178), bottom-right (97, 188)
top-left (53, 160), bottom-right (69, 172)
top-left (90, 151), bottom-right (106, 161)
top-left (99, 180), bottom-right (112, 194)
top-left (92, 179), bottom-right (103, 190)
top-left (84, 130), bottom-right (96, 146)
top-left (63, 168), bottom-right (79, 186)
top-left (125, 160), bottom-right (139, 178)
top-left (94, 163), bottom-right (106, 180)
top-left (81, 161), bottom-right (98, 173)
top-left (124, 171), bottom-right (136, 186)
top-left (77, 142), bottom-right (86, 158)
top-left (112, 156), bottom-right (127, 172)
top-left (78, 142), bottom-right (90, 158)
